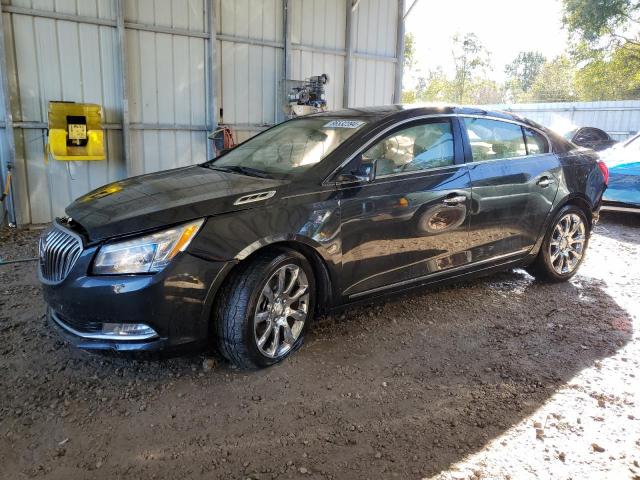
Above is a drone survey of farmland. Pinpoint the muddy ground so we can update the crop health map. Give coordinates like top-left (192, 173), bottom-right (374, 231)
top-left (0, 212), bottom-right (638, 480)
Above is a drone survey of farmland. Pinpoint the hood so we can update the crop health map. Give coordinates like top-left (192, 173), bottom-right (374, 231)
top-left (66, 165), bottom-right (288, 241)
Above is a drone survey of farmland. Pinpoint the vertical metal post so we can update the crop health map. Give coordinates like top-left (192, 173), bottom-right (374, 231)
top-left (0, 3), bottom-right (17, 226)
top-left (280, 0), bottom-right (292, 122)
top-left (342, 0), bottom-right (353, 109)
top-left (393, 0), bottom-right (405, 104)
top-left (206, 0), bottom-right (218, 159)
top-left (116, 0), bottom-right (131, 174)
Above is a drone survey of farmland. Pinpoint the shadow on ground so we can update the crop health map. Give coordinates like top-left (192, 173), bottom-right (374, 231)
top-left (0, 219), bottom-right (635, 479)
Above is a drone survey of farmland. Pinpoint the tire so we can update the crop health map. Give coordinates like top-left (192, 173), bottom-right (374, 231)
top-left (214, 248), bottom-right (316, 369)
top-left (526, 205), bottom-right (590, 282)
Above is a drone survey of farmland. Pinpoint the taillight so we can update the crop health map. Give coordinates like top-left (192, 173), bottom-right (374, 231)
top-left (597, 160), bottom-right (609, 185)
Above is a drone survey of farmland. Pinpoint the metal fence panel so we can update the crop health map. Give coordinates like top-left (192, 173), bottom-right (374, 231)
top-left (486, 100), bottom-right (640, 141)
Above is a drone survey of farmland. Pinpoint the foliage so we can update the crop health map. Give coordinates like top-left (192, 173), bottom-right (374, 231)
top-left (451, 33), bottom-right (491, 102)
top-left (504, 51), bottom-right (547, 101)
top-left (401, 34), bottom-right (500, 105)
top-left (404, 32), bottom-right (416, 71)
top-left (563, 0), bottom-right (640, 49)
top-left (400, 23), bottom-right (640, 105)
top-left (574, 44), bottom-right (640, 99)
top-left (527, 56), bottom-right (578, 102)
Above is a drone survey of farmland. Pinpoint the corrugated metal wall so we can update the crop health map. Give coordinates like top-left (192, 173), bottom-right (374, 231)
top-left (487, 100), bottom-right (640, 141)
top-left (291, 0), bottom-right (345, 110)
top-left (217, 0), bottom-right (283, 143)
top-left (350, 0), bottom-right (397, 106)
top-left (125, 0), bottom-right (209, 176)
top-left (0, 0), bottom-right (400, 225)
top-left (217, 0), bottom-right (399, 143)
top-left (3, 0), bottom-right (126, 225)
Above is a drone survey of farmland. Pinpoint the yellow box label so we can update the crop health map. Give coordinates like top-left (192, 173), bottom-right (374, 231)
top-left (68, 124), bottom-right (87, 140)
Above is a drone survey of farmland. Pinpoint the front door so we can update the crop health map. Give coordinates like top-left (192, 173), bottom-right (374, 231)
top-left (337, 117), bottom-right (473, 298)
top-left (461, 117), bottom-right (560, 263)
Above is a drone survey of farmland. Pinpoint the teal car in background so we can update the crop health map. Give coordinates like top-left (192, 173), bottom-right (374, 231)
top-left (600, 133), bottom-right (640, 210)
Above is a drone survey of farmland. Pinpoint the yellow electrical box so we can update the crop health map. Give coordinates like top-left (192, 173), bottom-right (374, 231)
top-left (47, 101), bottom-right (105, 161)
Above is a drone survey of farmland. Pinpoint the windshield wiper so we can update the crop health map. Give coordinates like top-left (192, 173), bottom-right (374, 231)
top-left (204, 164), bottom-right (272, 179)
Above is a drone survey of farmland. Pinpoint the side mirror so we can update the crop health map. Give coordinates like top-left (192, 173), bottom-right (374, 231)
top-left (335, 156), bottom-right (375, 184)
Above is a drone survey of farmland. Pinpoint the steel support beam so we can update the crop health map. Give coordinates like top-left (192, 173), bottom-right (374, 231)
top-left (0, 3), bottom-right (17, 226)
top-left (355, 51), bottom-right (397, 63)
top-left (393, 0), bottom-right (406, 104)
top-left (125, 21), bottom-right (209, 39)
top-left (206, 0), bottom-right (218, 158)
top-left (217, 33), bottom-right (282, 49)
top-left (3, 5), bottom-right (211, 40)
top-left (214, 33), bottom-right (397, 63)
top-left (1, 121), bottom-right (210, 131)
top-left (3, 5), bottom-right (116, 28)
top-left (343, 0), bottom-right (354, 108)
top-left (116, 0), bottom-right (131, 174)
top-left (281, 0), bottom-right (292, 123)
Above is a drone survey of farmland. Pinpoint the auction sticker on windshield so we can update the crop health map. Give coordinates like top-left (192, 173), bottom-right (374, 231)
top-left (323, 120), bottom-right (365, 129)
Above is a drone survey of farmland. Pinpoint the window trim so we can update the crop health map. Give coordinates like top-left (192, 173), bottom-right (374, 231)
top-left (323, 114), bottom-right (553, 185)
top-left (460, 116), bottom-right (553, 165)
top-left (523, 126), bottom-right (550, 156)
top-left (368, 118), bottom-right (458, 180)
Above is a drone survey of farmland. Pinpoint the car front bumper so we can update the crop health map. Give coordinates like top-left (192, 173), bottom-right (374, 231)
top-left (41, 244), bottom-right (233, 353)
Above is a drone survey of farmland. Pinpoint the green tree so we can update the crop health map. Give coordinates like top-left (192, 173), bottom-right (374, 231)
top-left (466, 79), bottom-right (505, 104)
top-left (563, 0), bottom-right (640, 50)
top-left (451, 33), bottom-right (491, 102)
top-left (404, 32), bottom-right (416, 71)
top-left (527, 56), bottom-right (578, 102)
top-left (401, 33), bottom-right (419, 103)
top-left (575, 44), bottom-right (640, 99)
top-left (418, 69), bottom-right (456, 102)
top-left (505, 51), bottom-right (547, 99)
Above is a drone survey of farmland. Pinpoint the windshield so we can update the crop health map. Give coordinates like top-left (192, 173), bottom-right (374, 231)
top-left (208, 117), bottom-right (367, 176)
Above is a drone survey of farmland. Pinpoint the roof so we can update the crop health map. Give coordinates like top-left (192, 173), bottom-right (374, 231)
top-left (311, 103), bottom-right (531, 125)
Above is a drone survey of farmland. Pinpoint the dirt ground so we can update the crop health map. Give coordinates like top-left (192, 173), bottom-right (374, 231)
top-left (0, 212), bottom-right (638, 480)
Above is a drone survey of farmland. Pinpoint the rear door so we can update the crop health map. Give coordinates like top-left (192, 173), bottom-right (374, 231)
top-left (336, 117), bottom-right (473, 298)
top-left (461, 117), bottom-right (560, 263)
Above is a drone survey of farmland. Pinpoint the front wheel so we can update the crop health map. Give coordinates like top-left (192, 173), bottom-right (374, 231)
top-left (214, 249), bottom-right (315, 369)
top-left (527, 205), bottom-right (590, 282)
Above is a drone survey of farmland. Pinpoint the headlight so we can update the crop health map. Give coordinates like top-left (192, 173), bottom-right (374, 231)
top-left (93, 219), bottom-right (204, 274)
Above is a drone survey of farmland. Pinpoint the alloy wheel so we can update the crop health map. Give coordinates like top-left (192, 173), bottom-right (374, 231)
top-left (549, 213), bottom-right (586, 275)
top-left (254, 264), bottom-right (309, 358)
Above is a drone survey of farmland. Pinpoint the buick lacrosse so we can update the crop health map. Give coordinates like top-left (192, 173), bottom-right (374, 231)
top-left (39, 105), bottom-right (608, 368)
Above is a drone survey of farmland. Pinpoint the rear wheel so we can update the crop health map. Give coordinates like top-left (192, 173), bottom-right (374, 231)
top-left (527, 205), bottom-right (589, 282)
top-left (215, 249), bottom-right (315, 369)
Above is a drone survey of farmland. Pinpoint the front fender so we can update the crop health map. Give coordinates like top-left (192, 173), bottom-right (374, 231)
top-left (190, 200), bottom-right (342, 316)
top-left (189, 201), bottom-right (341, 263)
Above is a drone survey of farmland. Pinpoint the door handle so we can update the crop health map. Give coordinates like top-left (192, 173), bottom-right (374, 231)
top-left (537, 176), bottom-right (554, 188)
top-left (443, 195), bottom-right (467, 206)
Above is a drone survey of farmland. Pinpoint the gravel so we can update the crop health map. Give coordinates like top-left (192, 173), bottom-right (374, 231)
top-left (0, 211), bottom-right (638, 479)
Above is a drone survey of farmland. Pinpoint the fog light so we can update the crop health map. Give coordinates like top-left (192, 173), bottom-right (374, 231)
top-left (101, 323), bottom-right (157, 338)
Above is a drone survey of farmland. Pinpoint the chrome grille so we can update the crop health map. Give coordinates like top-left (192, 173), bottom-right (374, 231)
top-left (38, 226), bottom-right (83, 283)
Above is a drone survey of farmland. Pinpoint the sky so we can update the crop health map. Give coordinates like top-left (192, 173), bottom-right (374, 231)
top-left (404, 0), bottom-right (569, 86)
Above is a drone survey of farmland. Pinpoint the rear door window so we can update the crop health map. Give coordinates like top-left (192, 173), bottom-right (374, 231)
top-left (523, 128), bottom-right (549, 155)
top-left (463, 118), bottom-right (527, 161)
